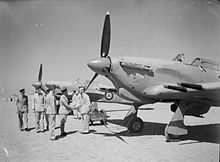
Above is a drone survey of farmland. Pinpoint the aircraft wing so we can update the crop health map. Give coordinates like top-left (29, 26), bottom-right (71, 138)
top-left (46, 81), bottom-right (132, 104)
top-left (144, 82), bottom-right (220, 106)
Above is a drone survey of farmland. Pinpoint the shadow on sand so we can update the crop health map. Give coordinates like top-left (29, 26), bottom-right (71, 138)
top-left (55, 130), bottom-right (78, 140)
top-left (26, 127), bottom-right (36, 132)
top-left (102, 119), bottom-right (220, 144)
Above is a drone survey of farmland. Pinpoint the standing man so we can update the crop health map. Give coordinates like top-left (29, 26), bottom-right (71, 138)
top-left (45, 85), bottom-right (57, 140)
top-left (32, 89), bottom-right (45, 133)
top-left (77, 86), bottom-right (91, 134)
top-left (16, 88), bottom-right (29, 131)
top-left (59, 87), bottom-right (74, 137)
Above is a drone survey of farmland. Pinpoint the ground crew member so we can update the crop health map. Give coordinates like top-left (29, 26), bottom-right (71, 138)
top-left (59, 87), bottom-right (74, 137)
top-left (16, 88), bottom-right (28, 131)
top-left (45, 85), bottom-right (57, 140)
top-left (32, 89), bottom-right (45, 133)
top-left (77, 86), bottom-right (91, 134)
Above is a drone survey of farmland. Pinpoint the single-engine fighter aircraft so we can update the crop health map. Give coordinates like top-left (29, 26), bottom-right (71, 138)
top-left (32, 64), bottom-right (132, 105)
top-left (87, 12), bottom-right (220, 141)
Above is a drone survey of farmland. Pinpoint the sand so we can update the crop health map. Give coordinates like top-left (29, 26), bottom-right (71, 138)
top-left (0, 101), bottom-right (219, 162)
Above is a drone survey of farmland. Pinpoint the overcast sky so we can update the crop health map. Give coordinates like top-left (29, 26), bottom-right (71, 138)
top-left (1, 0), bottom-right (220, 95)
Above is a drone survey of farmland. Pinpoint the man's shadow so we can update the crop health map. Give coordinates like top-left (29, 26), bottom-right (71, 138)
top-left (55, 130), bottom-right (97, 140)
top-left (55, 131), bottom-right (78, 140)
top-left (26, 127), bottom-right (36, 132)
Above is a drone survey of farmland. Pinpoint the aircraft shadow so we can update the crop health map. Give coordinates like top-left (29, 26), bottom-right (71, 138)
top-left (184, 124), bottom-right (220, 144)
top-left (107, 119), bottom-right (220, 144)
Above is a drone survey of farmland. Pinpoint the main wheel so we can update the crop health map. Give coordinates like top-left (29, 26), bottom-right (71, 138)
top-left (164, 125), bottom-right (182, 142)
top-left (165, 132), bottom-right (182, 142)
top-left (127, 117), bottom-right (144, 133)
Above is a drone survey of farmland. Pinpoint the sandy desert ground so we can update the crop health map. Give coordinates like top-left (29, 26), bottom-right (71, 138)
top-left (0, 101), bottom-right (219, 162)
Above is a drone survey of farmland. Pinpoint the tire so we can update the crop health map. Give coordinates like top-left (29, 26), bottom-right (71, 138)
top-left (127, 117), bottom-right (144, 133)
top-left (165, 132), bottom-right (182, 142)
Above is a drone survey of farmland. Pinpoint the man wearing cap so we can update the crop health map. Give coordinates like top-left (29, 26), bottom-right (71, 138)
top-left (16, 88), bottom-right (29, 131)
top-left (59, 86), bottom-right (75, 137)
top-left (45, 85), bottom-right (57, 140)
top-left (32, 89), bottom-right (45, 133)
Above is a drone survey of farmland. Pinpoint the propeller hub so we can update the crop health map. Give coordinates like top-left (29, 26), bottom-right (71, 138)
top-left (32, 82), bottom-right (42, 89)
top-left (87, 58), bottom-right (110, 75)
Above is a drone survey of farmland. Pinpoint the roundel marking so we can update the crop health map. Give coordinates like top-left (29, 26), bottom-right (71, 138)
top-left (105, 92), bottom-right (114, 100)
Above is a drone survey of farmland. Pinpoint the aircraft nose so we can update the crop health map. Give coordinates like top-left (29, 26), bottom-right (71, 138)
top-left (87, 58), bottom-right (110, 74)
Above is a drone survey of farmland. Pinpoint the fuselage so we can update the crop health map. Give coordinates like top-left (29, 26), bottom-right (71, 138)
top-left (88, 56), bottom-right (220, 105)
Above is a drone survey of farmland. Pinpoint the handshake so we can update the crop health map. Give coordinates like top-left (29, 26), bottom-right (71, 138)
top-left (70, 103), bottom-right (82, 110)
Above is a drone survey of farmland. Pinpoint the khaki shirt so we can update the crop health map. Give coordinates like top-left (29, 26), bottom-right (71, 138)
top-left (16, 95), bottom-right (28, 112)
top-left (78, 93), bottom-right (90, 114)
top-left (71, 93), bottom-right (80, 107)
top-left (45, 91), bottom-right (56, 114)
top-left (59, 95), bottom-right (69, 115)
top-left (32, 93), bottom-right (45, 112)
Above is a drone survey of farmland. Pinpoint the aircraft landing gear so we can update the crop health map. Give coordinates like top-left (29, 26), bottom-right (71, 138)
top-left (124, 103), bottom-right (144, 133)
top-left (165, 101), bottom-right (190, 142)
top-left (127, 117), bottom-right (144, 133)
top-left (164, 130), bottom-right (183, 142)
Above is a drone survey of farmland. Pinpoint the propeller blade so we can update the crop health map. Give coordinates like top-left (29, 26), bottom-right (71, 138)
top-left (86, 73), bottom-right (99, 90)
top-left (38, 64), bottom-right (43, 82)
top-left (100, 12), bottom-right (111, 58)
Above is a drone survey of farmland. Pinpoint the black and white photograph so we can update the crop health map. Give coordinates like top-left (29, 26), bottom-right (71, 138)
top-left (0, 0), bottom-right (220, 161)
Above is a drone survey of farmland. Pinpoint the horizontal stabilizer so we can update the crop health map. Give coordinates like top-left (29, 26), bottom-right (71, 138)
top-left (164, 85), bottom-right (187, 92)
top-left (178, 83), bottom-right (203, 90)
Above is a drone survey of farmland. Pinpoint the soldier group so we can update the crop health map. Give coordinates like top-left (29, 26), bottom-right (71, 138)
top-left (15, 85), bottom-right (91, 140)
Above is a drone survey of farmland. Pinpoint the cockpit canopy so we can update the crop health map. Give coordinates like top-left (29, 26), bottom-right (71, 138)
top-left (172, 53), bottom-right (184, 62)
top-left (191, 58), bottom-right (219, 70)
top-left (172, 54), bottom-right (219, 70)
